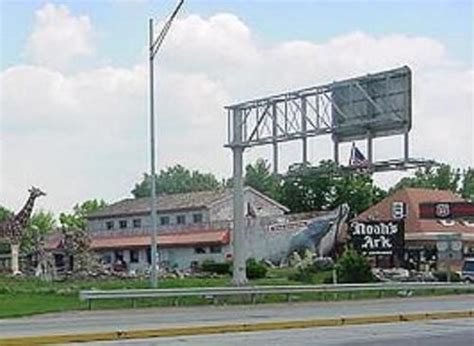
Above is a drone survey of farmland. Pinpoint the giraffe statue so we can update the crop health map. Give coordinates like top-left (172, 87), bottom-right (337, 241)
top-left (0, 186), bottom-right (46, 274)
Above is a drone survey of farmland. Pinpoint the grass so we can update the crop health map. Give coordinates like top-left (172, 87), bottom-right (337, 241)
top-left (1, 270), bottom-right (473, 319)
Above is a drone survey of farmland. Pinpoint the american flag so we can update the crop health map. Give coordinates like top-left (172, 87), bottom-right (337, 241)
top-left (349, 143), bottom-right (369, 167)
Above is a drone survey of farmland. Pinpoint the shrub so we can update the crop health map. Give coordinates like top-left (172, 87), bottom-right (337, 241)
top-left (200, 259), bottom-right (231, 275)
top-left (288, 267), bottom-right (314, 283)
top-left (336, 248), bottom-right (374, 283)
top-left (432, 270), bottom-right (461, 282)
top-left (246, 258), bottom-right (267, 279)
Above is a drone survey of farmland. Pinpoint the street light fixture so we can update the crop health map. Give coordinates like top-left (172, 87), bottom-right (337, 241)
top-left (149, 0), bottom-right (185, 288)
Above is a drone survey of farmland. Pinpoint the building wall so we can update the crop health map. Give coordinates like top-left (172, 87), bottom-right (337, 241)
top-left (210, 189), bottom-right (285, 221)
top-left (97, 244), bottom-right (231, 271)
top-left (87, 209), bottom-right (210, 233)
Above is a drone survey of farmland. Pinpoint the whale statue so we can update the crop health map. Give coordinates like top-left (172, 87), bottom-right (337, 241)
top-left (286, 204), bottom-right (350, 259)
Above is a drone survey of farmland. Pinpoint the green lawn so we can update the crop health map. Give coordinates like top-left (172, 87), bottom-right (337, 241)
top-left (1, 271), bottom-right (473, 319)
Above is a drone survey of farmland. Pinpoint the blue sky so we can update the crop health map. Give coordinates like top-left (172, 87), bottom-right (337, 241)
top-left (2, 0), bottom-right (473, 69)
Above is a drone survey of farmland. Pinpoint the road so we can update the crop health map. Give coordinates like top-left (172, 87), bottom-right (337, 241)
top-left (0, 295), bottom-right (472, 338)
top-left (72, 318), bottom-right (474, 346)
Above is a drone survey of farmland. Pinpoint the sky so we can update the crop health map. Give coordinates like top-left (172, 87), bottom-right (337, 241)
top-left (0, 0), bottom-right (473, 215)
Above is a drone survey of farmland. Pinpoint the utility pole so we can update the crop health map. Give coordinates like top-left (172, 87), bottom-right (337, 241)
top-left (149, 0), bottom-right (184, 288)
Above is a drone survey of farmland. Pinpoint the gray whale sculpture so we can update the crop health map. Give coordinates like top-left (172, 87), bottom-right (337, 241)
top-left (287, 204), bottom-right (350, 258)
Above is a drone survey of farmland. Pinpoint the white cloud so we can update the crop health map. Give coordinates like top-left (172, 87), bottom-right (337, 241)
top-left (1, 9), bottom-right (472, 214)
top-left (27, 3), bottom-right (95, 71)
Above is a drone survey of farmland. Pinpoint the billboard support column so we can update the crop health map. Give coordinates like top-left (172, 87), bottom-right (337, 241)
top-left (333, 137), bottom-right (339, 165)
top-left (367, 131), bottom-right (373, 164)
top-left (232, 108), bottom-right (248, 286)
top-left (404, 127), bottom-right (409, 164)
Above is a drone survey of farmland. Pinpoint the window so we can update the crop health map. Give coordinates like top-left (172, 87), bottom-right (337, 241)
top-left (132, 219), bottom-right (141, 228)
top-left (102, 254), bottom-right (112, 264)
top-left (106, 221), bottom-right (114, 230)
top-left (146, 248), bottom-right (151, 264)
top-left (194, 247), bottom-right (206, 254)
top-left (193, 213), bottom-right (203, 223)
top-left (210, 246), bottom-right (222, 254)
top-left (177, 215), bottom-right (186, 225)
top-left (114, 250), bottom-right (124, 262)
top-left (130, 250), bottom-right (140, 263)
top-left (119, 220), bottom-right (127, 229)
top-left (160, 216), bottom-right (170, 226)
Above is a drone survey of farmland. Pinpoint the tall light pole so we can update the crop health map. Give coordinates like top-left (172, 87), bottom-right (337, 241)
top-left (149, 0), bottom-right (184, 288)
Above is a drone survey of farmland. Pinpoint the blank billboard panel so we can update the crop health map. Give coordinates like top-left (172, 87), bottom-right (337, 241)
top-left (332, 66), bottom-right (411, 142)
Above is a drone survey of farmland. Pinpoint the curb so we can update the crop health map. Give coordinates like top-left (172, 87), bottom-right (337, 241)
top-left (0, 310), bottom-right (472, 345)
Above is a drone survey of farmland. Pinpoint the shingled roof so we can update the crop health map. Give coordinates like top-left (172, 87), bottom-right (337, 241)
top-left (87, 189), bottom-right (230, 219)
top-left (354, 188), bottom-right (474, 238)
top-left (86, 186), bottom-right (288, 219)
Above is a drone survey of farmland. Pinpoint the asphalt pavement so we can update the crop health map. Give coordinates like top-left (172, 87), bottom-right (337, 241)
top-left (0, 295), bottom-right (472, 339)
top-left (69, 318), bottom-right (474, 346)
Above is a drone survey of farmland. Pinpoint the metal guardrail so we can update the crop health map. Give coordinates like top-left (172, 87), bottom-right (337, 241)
top-left (80, 282), bottom-right (473, 309)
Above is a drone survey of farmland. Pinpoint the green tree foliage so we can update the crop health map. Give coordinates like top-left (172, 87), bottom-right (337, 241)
top-left (0, 205), bottom-right (12, 222)
top-left (278, 161), bottom-right (386, 215)
top-left (245, 258), bottom-right (268, 279)
top-left (244, 159), bottom-right (280, 200)
top-left (336, 248), bottom-right (374, 283)
top-left (0, 206), bottom-right (13, 253)
top-left (21, 210), bottom-right (56, 254)
top-left (59, 199), bottom-right (107, 230)
top-left (460, 168), bottom-right (474, 202)
top-left (131, 165), bottom-right (222, 198)
top-left (391, 164), bottom-right (462, 193)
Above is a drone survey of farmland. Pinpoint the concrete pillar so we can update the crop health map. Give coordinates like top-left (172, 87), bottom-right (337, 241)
top-left (11, 243), bottom-right (20, 274)
top-left (232, 108), bottom-right (248, 285)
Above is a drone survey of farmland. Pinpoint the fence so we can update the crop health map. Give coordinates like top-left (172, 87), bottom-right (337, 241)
top-left (80, 282), bottom-right (473, 309)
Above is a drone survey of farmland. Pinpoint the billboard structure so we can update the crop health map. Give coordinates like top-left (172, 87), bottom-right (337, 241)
top-left (225, 66), bottom-right (434, 284)
top-left (331, 66), bottom-right (411, 143)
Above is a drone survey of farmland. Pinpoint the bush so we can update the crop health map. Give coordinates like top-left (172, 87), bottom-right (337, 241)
top-left (433, 270), bottom-right (461, 282)
top-left (200, 259), bottom-right (231, 275)
top-left (288, 267), bottom-right (314, 283)
top-left (246, 258), bottom-right (267, 279)
top-left (336, 248), bottom-right (374, 283)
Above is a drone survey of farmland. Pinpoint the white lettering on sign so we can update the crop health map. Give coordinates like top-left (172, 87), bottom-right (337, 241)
top-left (351, 222), bottom-right (399, 235)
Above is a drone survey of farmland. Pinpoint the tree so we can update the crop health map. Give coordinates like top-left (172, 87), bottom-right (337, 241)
top-left (0, 205), bottom-right (12, 222)
top-left (0, 206), bottom-right (13, 253)
top-left (278, 160), bottom-right (386, 215)
top-left (59, 199), bottom-right (107, 230)
top-left (21, 210), bottom-right (56, 255)
top-left (391, 164), bottom-right (462, 193)
top-left (131, 165), bottom-right (222, 198)
top-left (244, 159), bottom-right (280, 200)
top-left (460, 168), bottom-right (474, 202)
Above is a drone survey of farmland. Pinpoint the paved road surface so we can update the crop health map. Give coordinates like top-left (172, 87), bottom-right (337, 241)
top-left (70, 319), bottom-right (474, 346)
top-left (0, 295), bottom-right (473, 338)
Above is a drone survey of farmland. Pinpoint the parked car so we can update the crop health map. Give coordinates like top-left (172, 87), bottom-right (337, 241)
top-left (461, 258), bottom-right (474, 283)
